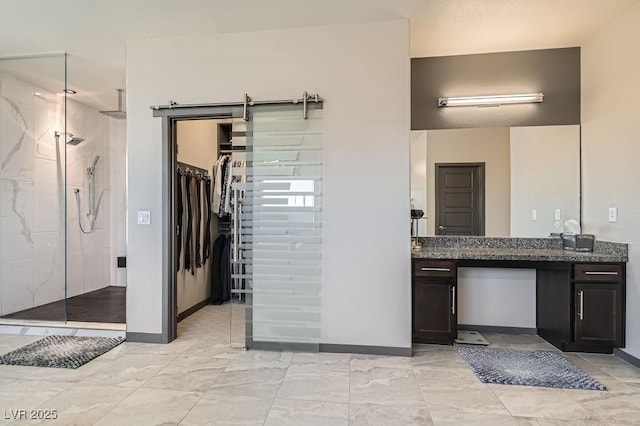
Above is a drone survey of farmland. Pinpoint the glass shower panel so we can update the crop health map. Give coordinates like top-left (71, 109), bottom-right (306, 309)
top-left (64, 55), bottom-right (126, 323)
top-left (231, 104), bottom-right (323, 351)
top-left (0, 54), bottom-right (67, 322)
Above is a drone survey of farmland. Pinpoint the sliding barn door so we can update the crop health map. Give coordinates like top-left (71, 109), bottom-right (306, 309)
top-left (230, 104), bottom-right (323, 351)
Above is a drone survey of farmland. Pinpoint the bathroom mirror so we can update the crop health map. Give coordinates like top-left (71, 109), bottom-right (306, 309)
top-left (410, 125), bottom-right (580, 237)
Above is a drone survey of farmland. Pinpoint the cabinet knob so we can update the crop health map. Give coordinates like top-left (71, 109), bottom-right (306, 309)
top-left (438, 225), bottom-right (445, 230)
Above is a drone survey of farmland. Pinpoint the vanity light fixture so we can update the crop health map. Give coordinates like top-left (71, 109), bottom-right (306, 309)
top-left (437, 93), bottom-right (544, 108)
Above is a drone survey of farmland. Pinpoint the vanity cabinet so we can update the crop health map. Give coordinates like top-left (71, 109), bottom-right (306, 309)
top-left (412, 255), bottom-right (627, 352)
top-left (573, 265), bottom-right (625, 348)
top-left (412, 260), bottom-right (457, 344)
top-left (537, 262), bottom-right (625, 353)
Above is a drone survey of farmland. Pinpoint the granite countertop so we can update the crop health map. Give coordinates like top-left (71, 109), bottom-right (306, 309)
top-left (411, 236), bottom-right (629, 263)
top-left (411, 246), bottom-right (627, 263)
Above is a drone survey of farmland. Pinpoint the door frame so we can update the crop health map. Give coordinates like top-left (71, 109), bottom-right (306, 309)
top-left (434, 162), bottom-right (486, 236)
top-left (151, 95), bottom-right (323, 345)
top-left (153, 105), bottom-right (237, 344)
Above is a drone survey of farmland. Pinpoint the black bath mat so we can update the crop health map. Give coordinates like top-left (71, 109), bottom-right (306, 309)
top-left (0, 335), bottom-right (124, 369)
top-left (457, 346), bottom-right (607, 391)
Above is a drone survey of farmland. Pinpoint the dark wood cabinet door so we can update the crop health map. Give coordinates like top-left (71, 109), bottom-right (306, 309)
top-left (413, 278), bottom-right (456, 344)
top-left (574, 283), bottom-right (623, 345)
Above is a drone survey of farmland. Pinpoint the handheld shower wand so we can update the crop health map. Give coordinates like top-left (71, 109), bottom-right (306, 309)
top-left (87, 155), bottom-right (101, 218)
top-left (75, 155), bottom-right (104, 234)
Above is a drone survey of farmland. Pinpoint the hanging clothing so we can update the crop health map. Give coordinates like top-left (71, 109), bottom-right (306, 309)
top-left (176, 164), bottom-right (212, 274)
top-left (223, 159), bottom-right (233, 215)
top-left (176, 172), bottom-right (183, 271)
top-left (211, 234), bottom-right (227, 304)
top-left (202, 178), bottom-right (212, 263)
top-left (221, 235), bottom-right (232, 302)
top-left (184, 175), bottom-right (194, 273)
top-left (194, 177), bottom-right (202, 269)
top-left (212, 155), bottom-right (227, 216)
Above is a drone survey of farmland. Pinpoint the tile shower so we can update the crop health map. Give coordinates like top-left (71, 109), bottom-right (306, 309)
top-left (0, 67), bottom-right (126, 323)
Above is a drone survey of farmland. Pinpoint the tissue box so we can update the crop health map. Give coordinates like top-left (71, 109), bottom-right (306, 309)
top-left (563, 234), bottom-right (595, 252)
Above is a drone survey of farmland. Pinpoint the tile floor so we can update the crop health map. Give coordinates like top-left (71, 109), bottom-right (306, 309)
top-left (0, 305), bottom-right (639, 425)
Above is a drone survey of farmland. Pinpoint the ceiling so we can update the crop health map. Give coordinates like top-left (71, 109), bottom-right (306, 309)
top-left (410, 0), bottom-right (640, 57)
top-left (0, 0), bottom-right (637, 111)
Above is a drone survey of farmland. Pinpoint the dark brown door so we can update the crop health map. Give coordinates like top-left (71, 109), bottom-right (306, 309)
top-left (574, 283), bottom-right (623, 345)
top-left (413, 278), bottom-right (456, 344)
top-left (435, 164), bottom-right (484, 235)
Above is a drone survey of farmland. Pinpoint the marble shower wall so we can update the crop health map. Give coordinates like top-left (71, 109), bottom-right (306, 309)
top-left (65, 93), bottom-right (111, 299)
top-left (0, 71), bottom-right (123, 317)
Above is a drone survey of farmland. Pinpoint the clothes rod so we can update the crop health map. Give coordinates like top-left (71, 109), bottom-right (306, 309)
top-left (177, 161), bottom-right (209, 176)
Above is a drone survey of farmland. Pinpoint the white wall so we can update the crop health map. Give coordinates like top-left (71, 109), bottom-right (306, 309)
top-left (510, 125), bottom-right (580, 237)
top-left (458, 268), bottom-right (536, 328)
top-left (126, 21), bottom-right (412, 347)
top-left (582, 3), bottom-right (640, 358)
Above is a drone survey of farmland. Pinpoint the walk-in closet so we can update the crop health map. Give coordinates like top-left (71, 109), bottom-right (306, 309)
top-left (175, 119), bottom-right (244, 326)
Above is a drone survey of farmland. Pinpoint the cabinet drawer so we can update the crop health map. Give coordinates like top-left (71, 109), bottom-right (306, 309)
top-left (574, 264), bottom-right (623, 282)
top-left (413, 260), bottom-right (456, 278)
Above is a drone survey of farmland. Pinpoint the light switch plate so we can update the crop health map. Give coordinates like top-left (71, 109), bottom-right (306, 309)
top-left (608, 207), bottom-right (618, 223)
top-left (137, 211), bottom-right (151, 225)
top-left (531, 209), bottom-right (537, 221)
top-left (555, 209), bottom-right (561, 221)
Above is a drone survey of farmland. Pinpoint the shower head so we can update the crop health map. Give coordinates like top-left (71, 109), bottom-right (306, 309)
top-left (92, 155), bottom-right (100, 168)
top-left (100, 89), bottom-right (126, 119)
top-left (54, 131), bottom-right (85, 146)
top-left (67, 136), bottom-right (85, 146)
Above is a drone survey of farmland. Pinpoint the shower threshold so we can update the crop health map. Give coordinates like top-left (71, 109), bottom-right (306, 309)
top-left (0, 318), bottom-right (125, 331)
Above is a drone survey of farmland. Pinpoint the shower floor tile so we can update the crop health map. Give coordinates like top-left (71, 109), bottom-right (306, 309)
top-left (0, 286), bottom-right (126, 323)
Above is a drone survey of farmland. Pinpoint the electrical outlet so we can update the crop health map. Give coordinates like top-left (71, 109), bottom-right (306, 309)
top-left (555, 209), bottom-right (561, 221)
top-left (137, 211), bottom-right (151, 225)
top-left (608, 207), bottom-right (618, 223)
top-left (531, 209), bottom-right (537, 221)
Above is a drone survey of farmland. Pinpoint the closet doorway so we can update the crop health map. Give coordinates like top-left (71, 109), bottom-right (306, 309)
top-left (156, 95), bottom-right (324, 350)
top-left (175, 118), bottom-right (233, 315)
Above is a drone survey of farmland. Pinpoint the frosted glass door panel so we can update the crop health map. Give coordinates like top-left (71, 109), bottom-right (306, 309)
top-left (231, 105), bottom-right (322, 350)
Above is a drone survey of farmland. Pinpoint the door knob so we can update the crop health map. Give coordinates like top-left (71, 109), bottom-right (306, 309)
top-left (438, 225), bottom-right (445, 230)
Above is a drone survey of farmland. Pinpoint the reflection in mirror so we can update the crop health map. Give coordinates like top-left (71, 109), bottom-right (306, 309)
top-left (410, 125), bottom-right (580, 237)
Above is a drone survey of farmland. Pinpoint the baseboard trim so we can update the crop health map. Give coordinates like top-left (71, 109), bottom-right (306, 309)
top-left (614, 348), bottom-right (640, 368)
top-left (126, 332), bottom-right (165, 344)
top-left (177, 299), bottom-right (210, 322)
top-left (319, 343), bottom-right (412, 357)
top-left (250, 341), bottom-right (318, 352)
top-left (458, 324), bottom-right (537, 335)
